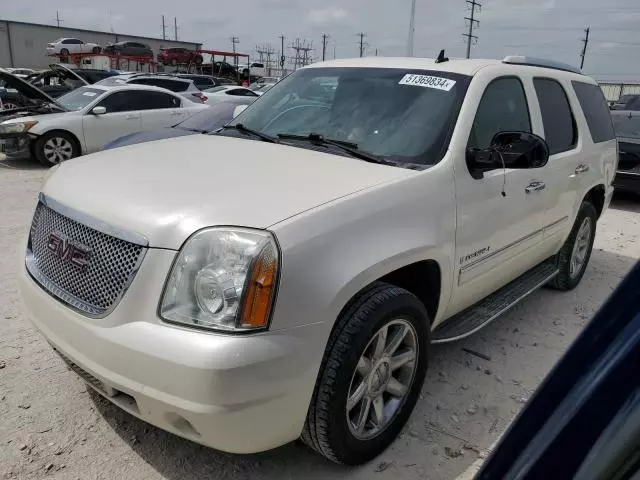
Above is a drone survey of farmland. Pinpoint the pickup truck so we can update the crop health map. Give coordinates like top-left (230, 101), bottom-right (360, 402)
top-left (18, 55), bottom-right (617, 465)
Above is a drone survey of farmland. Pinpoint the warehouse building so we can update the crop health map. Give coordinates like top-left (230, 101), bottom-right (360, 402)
top-left (0, 19), bottom-right (201, 69)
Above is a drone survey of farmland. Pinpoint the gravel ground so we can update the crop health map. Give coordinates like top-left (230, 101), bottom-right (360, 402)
top-left (1, 154), bottom-right (638, 480)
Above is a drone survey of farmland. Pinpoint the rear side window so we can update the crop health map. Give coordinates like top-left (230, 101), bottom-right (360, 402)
top-left (533, 78), bottom-right (577, 155)
top-left (135, 91), bottom-right (181, 109)
top-left (572, 81), bottom-right (616, 143)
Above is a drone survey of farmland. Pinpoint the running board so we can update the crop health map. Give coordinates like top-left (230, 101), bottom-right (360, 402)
top-left (431, 262), bottom-right (559, 344)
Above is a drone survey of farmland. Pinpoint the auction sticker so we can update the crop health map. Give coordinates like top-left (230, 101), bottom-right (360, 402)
top-left (82, 92), bottom-right (97, 97)
top-left (399, 74), bottom-right (456, 91)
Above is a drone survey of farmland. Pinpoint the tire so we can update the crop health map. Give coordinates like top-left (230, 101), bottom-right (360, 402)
top-left (92, 46), bottom-right (101, 54)
top-left (60, 48), bottom-right (69, 56)
top-left (548, 201), bottom-right (597, 290)
top-left (34, 131), bottom-right (80, 167)
top-left (302, 282), bottom-right (430, 465)
top-left (194, 55), bottom-right (203, 65)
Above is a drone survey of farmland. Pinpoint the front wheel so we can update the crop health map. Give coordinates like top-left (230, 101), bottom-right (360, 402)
top-left (60, 48), bottom-right (69, 56)
top-left (302, 283), bottom-right (429, 464)
top-left (548, 201), bottom-right (597, 290)
top-left (34, 131), bottom-right (79, 167)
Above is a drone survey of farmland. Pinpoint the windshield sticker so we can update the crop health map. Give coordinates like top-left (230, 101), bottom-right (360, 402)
top-left (399, 74), bottom-right (456, 91)
top-left (82, 92), bottom-right (97, 97)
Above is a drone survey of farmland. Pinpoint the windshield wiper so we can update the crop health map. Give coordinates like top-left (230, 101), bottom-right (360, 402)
top-left (277, 132), bottom-right (392, 166)
top-left (221, 124), bottom-right (279, 143)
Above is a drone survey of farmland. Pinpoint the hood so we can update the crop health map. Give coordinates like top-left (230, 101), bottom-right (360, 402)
top-left (43, 135), bottom-right (415, 249)
top-left (0, 69), bottom-right (66, 113)
top-left (49, 64), bottom-right (89, 86)
top-left (0, 69), bottom-right (63, 106)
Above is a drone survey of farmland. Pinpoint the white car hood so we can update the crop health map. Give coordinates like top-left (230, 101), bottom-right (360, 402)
top-left (43, 135), bottom-right (415, 249)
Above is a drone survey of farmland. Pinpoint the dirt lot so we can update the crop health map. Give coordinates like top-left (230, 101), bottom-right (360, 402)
top-left (1, 154), bottom-right (638, 480)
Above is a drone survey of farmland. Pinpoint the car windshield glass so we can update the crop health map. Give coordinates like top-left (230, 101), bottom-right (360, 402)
top-left (227, 67), bottom-right (470, 165)
top-left (57, 87), bottom-right (105, 111)
top-left (178, 101), bottom-right (246, 131)
top-left (95, 76), bottom-right (130, 86)
top-left (205, 86), bottom-right (227, 93)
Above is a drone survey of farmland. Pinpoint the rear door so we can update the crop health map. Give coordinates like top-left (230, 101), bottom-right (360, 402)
top-left (136, 91), bottom-right (186, 130)
top-left (82, 90), bottom-right (142, 152)
top-left (529, 77), bottom-right (581, 248)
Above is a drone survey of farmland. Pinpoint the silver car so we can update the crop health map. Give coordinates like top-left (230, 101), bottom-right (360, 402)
top-left (95, 74), bottom-right (208, 103)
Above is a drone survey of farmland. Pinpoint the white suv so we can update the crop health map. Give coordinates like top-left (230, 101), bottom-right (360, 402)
top-left (19, 55), bottom-right (617, 465)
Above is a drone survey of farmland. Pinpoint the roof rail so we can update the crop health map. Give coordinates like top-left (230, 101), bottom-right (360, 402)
top-left (502, 55), bottom-right (583, 75)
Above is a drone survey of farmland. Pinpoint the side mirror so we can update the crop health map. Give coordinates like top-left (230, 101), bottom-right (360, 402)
top-left (232, 104), bottom-right (248, 118)
top-left (91, 106), bottom-right (107, 115)
top-left (467, 131), bottom-right (549, 177)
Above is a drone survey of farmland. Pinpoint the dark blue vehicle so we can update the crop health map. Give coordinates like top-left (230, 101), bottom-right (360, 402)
top-left (102, 96), bottom-right (256, 150)
top-left (474, 260), bottom-right (640, 479)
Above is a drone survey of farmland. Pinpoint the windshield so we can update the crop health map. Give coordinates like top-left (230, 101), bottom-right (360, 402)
top-left (205, 86), bottom-right (227, 93)
top-left (57, 87), bottom-right (105, 111)
top-left (228, 67), bottom-right (470, 165)
top-left (178, 101), bottom-right (251, 131)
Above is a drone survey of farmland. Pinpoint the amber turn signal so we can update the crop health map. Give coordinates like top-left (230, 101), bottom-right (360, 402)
top-left (240, 242), bottom-right (278, 329)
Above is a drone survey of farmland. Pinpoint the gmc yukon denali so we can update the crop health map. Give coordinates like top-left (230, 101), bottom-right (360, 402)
top-left (18, 55), bottom-right (617, 465)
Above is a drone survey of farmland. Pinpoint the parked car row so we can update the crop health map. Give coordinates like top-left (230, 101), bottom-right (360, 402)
top-left (47, 38), bottom-right (155, 59)
top-left (0, 66), bottom-right (262, 165)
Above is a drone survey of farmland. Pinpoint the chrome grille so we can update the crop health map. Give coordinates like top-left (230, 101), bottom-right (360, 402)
top-left (26, 199), bottom-right (147, 317)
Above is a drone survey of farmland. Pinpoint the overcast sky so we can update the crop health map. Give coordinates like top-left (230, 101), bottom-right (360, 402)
top-left (3, 0), bottom-right (639, 80)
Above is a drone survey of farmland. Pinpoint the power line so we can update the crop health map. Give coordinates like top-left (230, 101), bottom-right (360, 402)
top-left (579, 26), bottom-right (590, 70)
top-left (321, 34), bottom-right (329, 61)
top-left (463, 0), bottom-right (481, 59)
top-left (357, 32), bottom-right (367, 57)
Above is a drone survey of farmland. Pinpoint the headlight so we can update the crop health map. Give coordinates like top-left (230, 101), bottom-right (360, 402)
top-left (160, 227), bottom-right (279, 332)
top-left (0, 120), bottom-right (38, 134)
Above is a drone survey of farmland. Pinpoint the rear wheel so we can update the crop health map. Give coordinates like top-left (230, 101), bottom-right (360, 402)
top-left (34, 131), bottom-right (79, 167)
top-left (548, 201), bottom-right (597, 290)
top-left (1, 101), bottom-right (19, 110)
top-left (60, 48), bottom-right (69, 56)
top-left (302, 283), bottom-right (429, 464)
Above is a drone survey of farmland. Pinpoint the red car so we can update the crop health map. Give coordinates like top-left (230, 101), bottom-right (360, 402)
top-left (158, 47), bottom-right (203, 66)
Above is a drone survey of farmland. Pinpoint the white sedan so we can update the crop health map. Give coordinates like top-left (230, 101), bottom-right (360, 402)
top-left (46, 38), bottom-right (102, 56)
top-left (0, 84), bottom-right (208, 166)
top-left (203, 86), bottom-right (259, 104)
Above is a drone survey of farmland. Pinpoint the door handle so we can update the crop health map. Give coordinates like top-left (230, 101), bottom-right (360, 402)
top-left (575, 164), bottom-right (590, 175)
top-left (525, 181), bottom-right (546, 194)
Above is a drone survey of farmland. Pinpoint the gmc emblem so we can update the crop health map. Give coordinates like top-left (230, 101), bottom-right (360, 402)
top-left (46, 231), bottom-right (91, 271)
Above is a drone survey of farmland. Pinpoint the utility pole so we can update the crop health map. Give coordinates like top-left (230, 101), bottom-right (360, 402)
top-left (375, 48), bottom-right (379, 56)
top-left (161, 15), bottom-right (166, 40)
top-left (579, 26), bottom-right (590, 69)
top-left (231, 36), bottom-right (240, 71)
top-left (333, 45), bottom-right (336, 59)
top-left (279, 35), bottom-right (286, 75)
top-left (463, 0), bottom-right (481, 59)
top-left (321, 34), bottom-right (329, 61)
top-left (55, 11), bottom-right (63, 28)
top-left (407, 0), bottom-right (417, 56)
top-left (357, 32), bottom-right (367, 57)
top-left (174, 17), bottom-right (178, 41)
top-left (290, 38), bottom-right (314, 69)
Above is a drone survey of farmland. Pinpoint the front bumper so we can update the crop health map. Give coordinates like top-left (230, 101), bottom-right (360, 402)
top-left (0, 133), bottom-right (32, 160)
top-left (19, 248), bottom-right (322, 453)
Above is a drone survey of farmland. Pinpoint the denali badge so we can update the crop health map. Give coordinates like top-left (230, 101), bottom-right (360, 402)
top-left (46, 231), bottom-right (91, 271)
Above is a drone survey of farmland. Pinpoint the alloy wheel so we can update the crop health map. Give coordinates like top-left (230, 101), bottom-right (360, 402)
top-left (570, 217), bottom-right (592, 279)
top-left (346, 319), bottom-right (419, 440)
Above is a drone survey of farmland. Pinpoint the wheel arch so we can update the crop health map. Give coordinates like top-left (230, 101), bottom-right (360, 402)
top-left (36, 129), bottom-right (82, 153)
top-left (583, 184), bottom-right (605, 218)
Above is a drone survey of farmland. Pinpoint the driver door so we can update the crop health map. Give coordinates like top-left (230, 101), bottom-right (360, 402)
top-left (446, 74), bottom-right (551, 317)
top-left (82, 90), bottom-right (142, 153)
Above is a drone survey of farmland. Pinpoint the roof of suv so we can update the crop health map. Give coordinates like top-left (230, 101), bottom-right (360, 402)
top-left (306, 56), bottom-right (591, 80)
